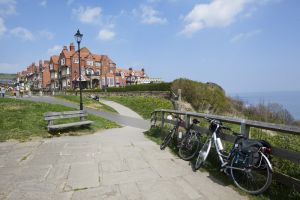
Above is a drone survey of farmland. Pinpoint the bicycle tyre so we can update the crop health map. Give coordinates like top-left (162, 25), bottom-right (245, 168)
top-left (179, 133), bottom-right (200, 161)
top-left (194, 138), bottom-right (212, 170)
top-left (230, 153), bottom-right (272, 194)
top-left (160, 129), bottom-right (174, 150)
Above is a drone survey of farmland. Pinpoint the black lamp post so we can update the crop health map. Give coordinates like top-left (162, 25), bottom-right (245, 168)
top-left (74, 29), bottom-right (83, 110)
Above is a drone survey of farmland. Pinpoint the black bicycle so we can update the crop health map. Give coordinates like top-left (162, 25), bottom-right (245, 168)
top-left (178, 118), bottom-right (202, 161)
top-left (160, 114), bottom-right (184, 150)
top-left (192, 117), bottom-right (273, 194)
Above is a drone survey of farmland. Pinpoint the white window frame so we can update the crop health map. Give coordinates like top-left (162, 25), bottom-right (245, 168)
top-left (60, 58), bottom-right (65, 65)
top-left (95, 62), bottom-right (101, 67)
top-left (73, 58), bottom-right (79, 64)
top-left (86, 60), bottom-right (94, 66)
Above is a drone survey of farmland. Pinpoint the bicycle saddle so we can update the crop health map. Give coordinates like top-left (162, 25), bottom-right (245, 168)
top-left (240, 140), bottom-right (262, 153)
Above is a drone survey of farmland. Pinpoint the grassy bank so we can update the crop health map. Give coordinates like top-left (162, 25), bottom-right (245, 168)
top-left (0, 98), bottom-right (119, 142)
top-left (144, 127), bottom-right (300, 200)
top-left (55, 95), bottom-right (117, 113)
top-left (103, 96), bottom-right (173, 119)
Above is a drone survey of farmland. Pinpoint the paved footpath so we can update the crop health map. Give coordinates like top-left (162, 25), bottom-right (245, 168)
top-left (1, 96), bottom-right (247, 200)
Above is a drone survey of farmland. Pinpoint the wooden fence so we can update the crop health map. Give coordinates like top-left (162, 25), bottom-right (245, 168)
top-left (151, 109), bottom-right (300, 191)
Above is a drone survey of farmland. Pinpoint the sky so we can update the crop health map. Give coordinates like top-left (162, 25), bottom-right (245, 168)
top-left (0, 0), bottom-right (299, 93)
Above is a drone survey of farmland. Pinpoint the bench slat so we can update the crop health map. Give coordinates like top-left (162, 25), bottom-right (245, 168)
top-left (44, 110), bottom-right (85, 117)
top-left (45, 114), bottom-right (87, 121)
top-left (47, 120), bottom-right (94, 130)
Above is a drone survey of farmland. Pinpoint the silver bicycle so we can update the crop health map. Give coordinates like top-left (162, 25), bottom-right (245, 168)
top-left (192, 117), bottom-right (273, 194)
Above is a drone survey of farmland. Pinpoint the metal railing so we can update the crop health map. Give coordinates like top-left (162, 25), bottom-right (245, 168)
top-left (151, 109), bottom-right (300, 191)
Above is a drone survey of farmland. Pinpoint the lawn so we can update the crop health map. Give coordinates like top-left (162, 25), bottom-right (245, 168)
top-left (0, 98), bottom-right (119, 142)
top-left (55, 95), bottom-right (117, 113)
top-left (103, 96), bottom-right (173, 119)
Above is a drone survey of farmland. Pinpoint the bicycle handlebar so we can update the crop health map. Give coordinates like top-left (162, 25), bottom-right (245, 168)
top-left (203, 116), bottom-right (232, 132)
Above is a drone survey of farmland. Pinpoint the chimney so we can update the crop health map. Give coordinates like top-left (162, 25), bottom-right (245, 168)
top-left (69, 42), bottom-right (75, 52)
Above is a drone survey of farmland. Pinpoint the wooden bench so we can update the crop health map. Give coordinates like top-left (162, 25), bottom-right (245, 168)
top-left (44, 110), bottom-right (94, 131)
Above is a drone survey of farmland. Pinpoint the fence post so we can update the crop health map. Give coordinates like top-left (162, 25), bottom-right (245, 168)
top-left (161, 111), bottom-right (165, 128)
top-left (185, 114), bottom-right (190, 129)
top-left (240, 120), bottom-right (250, 138)
top-left (178, 89), bottom-right (182, 102)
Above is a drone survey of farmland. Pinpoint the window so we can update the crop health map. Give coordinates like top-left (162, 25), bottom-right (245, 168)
top-left (86, 60), bottom-right (93, 66)
top-left (109, 63), bottom-right (115, 68)
top-left (73, 58), bottom-right (79, 64)
top-left (95, 62), bottom-right (101, 67)
top-left (49, 64), bottom-right (53, 70)
top-left (95, 70), bottom-right (100, 75)
top-left (60, 58), bottom-right (65, 65)
top-left (108, 77), bottom-right (114, 86)
top-left (66, 67), bottom-right (70, 75)
top-left (102, 77), bottom-right (106, 86)
top-left (86, 68), bottom-right (94, 76)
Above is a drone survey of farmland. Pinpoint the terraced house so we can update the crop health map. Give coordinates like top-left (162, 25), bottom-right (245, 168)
top-left (17, 43), bottom-right (160, 91)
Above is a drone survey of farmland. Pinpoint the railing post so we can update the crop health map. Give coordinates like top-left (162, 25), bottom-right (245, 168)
top-left (185, 114), bottom-right (190, 129)
top-left (240, 120), bottom-right (250, 138)
top-left (178, 89), bottom-right (182, 101)
top-left (161, 111), bottom-right (165, 128)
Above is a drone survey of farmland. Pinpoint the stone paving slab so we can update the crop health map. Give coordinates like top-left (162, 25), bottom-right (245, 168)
top-left (0, 126), bottom-right (248, 200)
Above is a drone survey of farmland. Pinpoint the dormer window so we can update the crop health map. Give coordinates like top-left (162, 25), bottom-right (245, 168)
top-left (50, 64), bottom-right (53, 70)
top-left (60, 58), bottom-right (65, 65)
top-left (73, 58), bottom-right (79, 64)
top-left (109, 63), bottom-right (115, 68)
top-left (86, 60), bottom-right (93, 66)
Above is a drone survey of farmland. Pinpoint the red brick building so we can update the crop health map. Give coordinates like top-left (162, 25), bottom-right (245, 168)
top-left (17, 42), bottom-right (157, 91)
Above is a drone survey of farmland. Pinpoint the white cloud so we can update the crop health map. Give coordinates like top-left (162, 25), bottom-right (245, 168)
top-left (39, 30), bottom-right (54, 40)
top-left (10, 27), bottom-right (34, 41)
top-left (72, 6), bottom-right (102, 24)
top-left (180, 0), bottom-right (281, 36)
top-left (230, 29), bottom-right (261, 43)
top-left (97, 29), bottom-right (115, 41)
top-left (134, 5), bottom-right (167, 24)
top-left (0, 17), bottom-right (7, 38)
top-left (181, 0), bottom-right (248, 36)
top-left (40, 0), bottom-right (47, 7)
top-left (0, 0), bottom-right (17, 16)
top-left (47, 45), bottom-right (62, 56)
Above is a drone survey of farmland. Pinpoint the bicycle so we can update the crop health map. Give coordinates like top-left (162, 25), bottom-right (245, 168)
top-left (192, 117), bottom-right (273, 194)
top-left (160, 114), bottom-right (184, 150)
top-left (178, 118), bottom-right (203, 161)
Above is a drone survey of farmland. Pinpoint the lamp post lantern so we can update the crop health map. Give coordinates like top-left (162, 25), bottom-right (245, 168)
top-left (74, 29), bottom-right (83, 110)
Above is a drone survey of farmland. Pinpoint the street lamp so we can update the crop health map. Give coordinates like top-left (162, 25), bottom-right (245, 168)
top-left (74, 29), bottom-right (83, 110)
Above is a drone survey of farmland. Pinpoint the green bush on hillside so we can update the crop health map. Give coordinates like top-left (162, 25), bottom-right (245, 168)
top-left (171, 78), bottom-right (228, 114)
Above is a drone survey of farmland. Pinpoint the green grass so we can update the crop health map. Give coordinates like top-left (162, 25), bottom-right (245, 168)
top-left (144, 126), bottom-right (300, 200)
top-left (103, 96), bottom-right (173, 119)
top-left (55, 95), bottom-right (117, 113)
top-left (0, 98), bottom-right (119, 142)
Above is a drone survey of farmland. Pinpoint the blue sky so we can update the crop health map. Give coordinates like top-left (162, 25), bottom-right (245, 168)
top-left (0, 0), bottom-right (299, 93)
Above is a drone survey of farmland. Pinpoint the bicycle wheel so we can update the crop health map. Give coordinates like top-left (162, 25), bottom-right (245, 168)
top-left (230, 153), bottom-right (272, 194)
top-left (160, 129), bottom-right (175, 150)
top-left (179, 132), bottom-right (200, 161)
top-left (193, 138), bottom-right (212, 170)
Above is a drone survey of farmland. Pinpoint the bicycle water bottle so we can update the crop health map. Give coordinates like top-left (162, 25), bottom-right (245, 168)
top-left (216, 138), bottom-right (224, 150)
top-left (178, 131), bottom-right (182, 139)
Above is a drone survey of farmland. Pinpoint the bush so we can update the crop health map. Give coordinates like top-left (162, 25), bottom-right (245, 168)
top-left (171, 78), bottom-right (228, 114)
top-left (67, 83), bottom-right (171, 93)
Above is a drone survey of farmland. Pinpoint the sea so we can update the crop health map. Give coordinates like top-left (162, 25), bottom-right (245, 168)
top-left (229, 91), bottom-right (300, 120)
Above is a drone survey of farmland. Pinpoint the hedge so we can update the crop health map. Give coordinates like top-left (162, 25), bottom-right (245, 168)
top-left (66, 82), bottom-right (171, 93)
